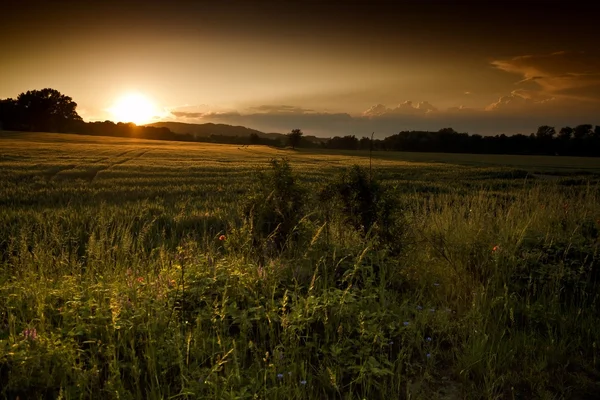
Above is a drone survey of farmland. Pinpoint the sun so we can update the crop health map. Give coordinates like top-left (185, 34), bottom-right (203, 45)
top-left (108, 93), bottom-right (157, 125)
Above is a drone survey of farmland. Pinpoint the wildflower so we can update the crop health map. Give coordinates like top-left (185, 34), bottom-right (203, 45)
top-left (136, 277), bottom-right (144, 283)
top-left (492, 245), bottom-right (500, 253)
top-left (277, 373), bottom-right (284, 379)
top-left (403, 321), bottom-right (410, 327)
top-left (426, 353), bottom-right (431, 359)
top-left (426, 337), bottom-right (432, 342)
top-left (23, 328), bottom-right (38, 341)
top-left (300, 380), bottom-right (307, 385)
top-left (416, 305), bottom-right (423, 311)
top-left (219, 235), bottom-right (226, 241)
top-left (388, 340), bottom-right (394, 345)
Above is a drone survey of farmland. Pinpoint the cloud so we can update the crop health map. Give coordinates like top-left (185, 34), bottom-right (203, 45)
top-left (485, 89), bottom-right (554, 112)
top-left (247, 104), bottom-right (314, 114)
top-left (201, 111), bottom-right (242, 118)
top-left (171, 111), bottom-right (203, 118)
top-left (362, 104), bottom-right (388, 117)
top-left (447, 105), bottom-right (474, 113)
top-left (490, 51), bottom-right (600, 103)
top-left (362, 101), bottom-right (438, 117)
top-left (170, 110), bottom-right (241, 118)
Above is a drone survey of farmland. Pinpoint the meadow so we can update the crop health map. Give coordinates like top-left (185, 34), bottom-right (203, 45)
top-left (1, 131), bottom-right (600, 399)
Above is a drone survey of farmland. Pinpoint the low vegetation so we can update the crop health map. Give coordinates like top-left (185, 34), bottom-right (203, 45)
top-left (1, 132), bottom-right (600, 399)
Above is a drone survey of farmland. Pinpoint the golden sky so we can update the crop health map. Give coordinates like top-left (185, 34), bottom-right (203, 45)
top-left (1, 0), bottom-right (598, 136)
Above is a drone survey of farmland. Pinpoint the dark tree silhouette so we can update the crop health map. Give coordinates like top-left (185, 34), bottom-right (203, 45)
top-left (16, 88), bottom-right (82, 132)
top-left (558, 126), bottom-right (573, 140)
top-left (535, 125), bottom-right (556, 139)
top-left (438, 127), bottom-right (457, 135)
top-left (249, 132), bottom-right (261, 145)
top-left (0, 98), bottom-right (20, 130)
top-left (287, 128), bottom-right (303, 149)
top-left (573, 124), bottom-right (593, 140)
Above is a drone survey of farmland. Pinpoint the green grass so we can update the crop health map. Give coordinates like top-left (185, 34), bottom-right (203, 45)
top-left (1, 131), bottom-right (600, 399)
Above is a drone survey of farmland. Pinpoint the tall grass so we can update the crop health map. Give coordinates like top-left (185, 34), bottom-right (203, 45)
top-left (1, 133), bottom-right (599, 399)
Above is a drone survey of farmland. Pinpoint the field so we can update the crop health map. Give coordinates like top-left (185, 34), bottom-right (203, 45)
top-left (1, 131), bottom-right (600, 399)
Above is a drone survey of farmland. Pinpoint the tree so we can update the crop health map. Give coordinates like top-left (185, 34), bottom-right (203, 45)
top-left (359, 136), bottom-right (371, 150)
top-left (535, 125), bottom-right (556, 139)
top-left (287, 128), bottom-right (303, 149)
top-left (16, 88), bottom-right (82, 132)
top-left (573, 124), bottom-right (593, 140)
top-left (438, 127), bottom-right (456, 135)
top-left (0, 98), bottom-right (20, 130)
top-left (249, 132), bottom-right (261, 145)
top-left (558, 126), bottom-right (573, 140)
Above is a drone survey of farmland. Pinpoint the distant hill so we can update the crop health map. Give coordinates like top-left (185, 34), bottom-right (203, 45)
top-left (145, 121), bottom-right (327, 143)
top-left (145, 122), bottom-right (281, 139)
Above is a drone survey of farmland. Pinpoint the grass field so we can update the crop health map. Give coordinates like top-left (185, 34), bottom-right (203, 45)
top-left (1, 131), bottom-right (600, 399)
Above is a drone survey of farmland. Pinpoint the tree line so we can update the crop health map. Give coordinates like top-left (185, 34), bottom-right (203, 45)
top-left (1, 88), bottom-right (599, 156)
top-left (319, 126), bottom-right (600, 157)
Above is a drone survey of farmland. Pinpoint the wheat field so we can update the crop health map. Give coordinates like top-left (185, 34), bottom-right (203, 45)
top-left (1, 131), bottom-right (600, 399)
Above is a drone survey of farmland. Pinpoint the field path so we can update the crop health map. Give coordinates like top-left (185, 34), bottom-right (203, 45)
top-left (45, 164), bottom-right (77, 181)
top-left (88, 148), bottom-right (151, 182)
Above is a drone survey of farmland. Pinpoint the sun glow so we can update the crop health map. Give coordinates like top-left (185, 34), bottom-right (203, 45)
top-left (108, 93), bottom-right (157, 125)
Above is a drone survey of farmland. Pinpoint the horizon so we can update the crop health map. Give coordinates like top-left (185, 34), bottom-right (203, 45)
top-left (1, 0), bottom-right (599, 138)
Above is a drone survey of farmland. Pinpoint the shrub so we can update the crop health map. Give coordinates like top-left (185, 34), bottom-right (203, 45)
top-left (241, 158), bottom-right (307, 261)
top-left (319, 165), bottom-right (402, 252)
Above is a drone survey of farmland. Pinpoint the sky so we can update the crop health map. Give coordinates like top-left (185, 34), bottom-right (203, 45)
top-left (1, 0), bottom-right (599, 137)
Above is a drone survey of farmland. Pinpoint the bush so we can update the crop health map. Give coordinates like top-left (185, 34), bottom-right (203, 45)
top-left (319, 165), bottom-right (402, 252)
top-left (241, 158), bottom-right (307, 261)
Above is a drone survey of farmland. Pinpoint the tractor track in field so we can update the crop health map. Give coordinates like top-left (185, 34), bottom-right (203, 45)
top-left (37, 148), bottom-right (150, 182)
top-left (135, 149), bottom-right (151, 158)
top-left (89, 149), bottom-right (137, 165)
top-left (88, 148), bottom-right (150, 183)
top-left (45, 164), bottom-right (77, 181)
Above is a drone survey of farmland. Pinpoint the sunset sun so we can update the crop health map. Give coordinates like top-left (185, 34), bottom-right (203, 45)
top-left (108, 93), bottom-right (157, 125)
